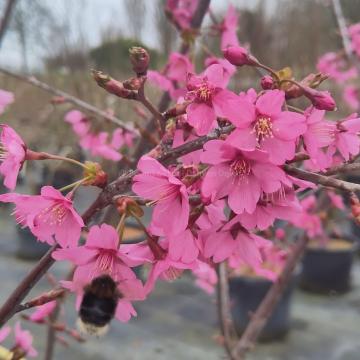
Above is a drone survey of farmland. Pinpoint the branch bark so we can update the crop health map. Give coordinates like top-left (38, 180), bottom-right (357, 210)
top-left (0, 0), bottom-right (17, 47)
top-left (285, 165), bottom-right (360, 192)
top-left (0, 67), bottom-right (136, 133)
top-left (231, 236), bottom-right (309, 359)
top-left (217, 262), bottom-right (237, 360)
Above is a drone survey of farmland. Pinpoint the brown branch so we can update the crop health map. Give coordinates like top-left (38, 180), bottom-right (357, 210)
top-left (0, 67), bottom-right (136, 133)
top-left (231, 236), bottom-right (309, 359)
top-left (44, 303), bottom-right (60, 360)
top-left (323, 162), bottom-right (360, 176)
top-left (285, 165), bottom-right (360, 192)
top-left (0, 0), bottom-right (17, 47)
top-left (217, 262), bottom-right (237, 360)
top-left (14, 288), bottom-right (65, 314)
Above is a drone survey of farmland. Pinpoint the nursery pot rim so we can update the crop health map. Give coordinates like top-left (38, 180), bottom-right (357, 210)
top-left (306, 238), bottom-right (358, 254)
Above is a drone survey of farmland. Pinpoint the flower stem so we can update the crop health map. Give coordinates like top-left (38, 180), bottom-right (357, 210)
top-left (116, 212), bottom-right (127, 248)
top-left (41, 153), bottom-right (87, 169)
top-left (58, 177), bottom-right (90, 193)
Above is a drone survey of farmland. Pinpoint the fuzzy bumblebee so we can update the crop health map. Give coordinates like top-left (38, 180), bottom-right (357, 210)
top-left (77, 274), bottom-right (121, 336)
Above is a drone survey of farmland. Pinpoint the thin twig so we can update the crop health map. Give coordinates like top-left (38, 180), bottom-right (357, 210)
top-left (285, 165), bottom-right (360, 192)
top-left (0, 0), bottom-right (17, 47)
top-left (0, 67), bottom-right (136, 133)
top-left (231, 236), bottom-right (309, 359)
top-left (217, 262), bottom-right (237, 360)
top-left (323, 162), bottom-right (360, 176)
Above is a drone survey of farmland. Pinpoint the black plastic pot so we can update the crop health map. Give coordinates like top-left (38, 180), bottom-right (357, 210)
top-left (299, 242), bottom-right (356, 294)
top-left (16, 226), bottom-right (50, 261)
top-left (229, 275), bottom-right (295, 341)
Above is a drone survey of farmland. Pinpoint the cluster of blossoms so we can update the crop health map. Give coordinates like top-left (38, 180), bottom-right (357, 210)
top-left (1, 2), bottom-right (360, 350)
top-left (65, 110), bottom-right (135, 161)
top-left (317, 22), bottom-right (360, 111)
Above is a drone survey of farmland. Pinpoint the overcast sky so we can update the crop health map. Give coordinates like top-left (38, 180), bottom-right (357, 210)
top-left (0, 0), bottom-right (275, 70)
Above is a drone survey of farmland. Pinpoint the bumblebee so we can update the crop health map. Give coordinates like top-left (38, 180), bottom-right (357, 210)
top-left (77, 274), bottom-right (120, 336)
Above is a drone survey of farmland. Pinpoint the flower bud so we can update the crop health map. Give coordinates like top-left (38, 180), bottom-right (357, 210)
top-left (115, 196), bottom-right (144, 218)
top-left (260, 75), bottom-right (274, 90)
top-left (92, 70), bottom-right (137, 99)
top-left (303, 86), bottom-right (336, 111)
top-left (222, 46), bottom-right (258, 67)
top-left (129, 47), bottom-right (150, 76)
top-left (83, 161), bottom-right (108, 188)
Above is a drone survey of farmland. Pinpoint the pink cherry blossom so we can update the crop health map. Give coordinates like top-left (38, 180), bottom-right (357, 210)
top-left (331, 113), bottom-right (360, 161)
top-left (132, 156), bottom-right (190, 235)
top-left (64, 110), bottom-right (90, 137)
top-left (220, 5), bottom-right (239, 49)
top-left (201, 140), bottom-right (291, 214)
top-left (225, 89), bottom-right (307, 164)
top-left (172, 128), bottom-right (203, 165)
top-left (185, 64), bottom-right (245, 135)
top-left (14, 322), bottom-right (38, 358)
top-left (343, 85), bottom-right (359, 110)
top-left (203, 216), bottom-right (269, 273)
top-left (144, 238), bottom-right (197, 294)
top-left (204, 56), bottom-right (236, 87)
top-left (80, 131), bottom-right (122, 161)
top-left (236, 191), bottom-right (302, 231)
top-left (290, 196), bottom-right (323, 237)
top-left (192, 261), bottom-right (218, 294)
top-left (53, 224), bottom-right (145, 282)
top-left (0, 186), bottom-right (84, 247)
top-left (166, 0), bottom-right (199, 30)
top-left (0, 326), bottom-right (10, 343)
top-left (317, 52), bottom-right (357, 83)
top-left (0, 89), bottom-right (14, 114)
top-left (29, 301), bottom-right (57, 323)
top-left (0, 124), bottom-right (26, 190)
top-left (196, 200), bottom-right (226, 230)
top-left (167, 52), bottom-right (194, 83)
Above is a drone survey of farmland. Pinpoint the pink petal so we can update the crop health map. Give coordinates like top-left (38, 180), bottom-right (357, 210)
top-left (256, 90), bottom-right (285, 117)
top-left (186, 102), bottom-right (216, 136)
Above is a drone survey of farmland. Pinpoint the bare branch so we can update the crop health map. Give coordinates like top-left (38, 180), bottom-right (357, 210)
top-left (217, 263), bottom-right (237, 360)
top-left (0, 0), bottom-right (17, 47)
top-left (0, 67), bottom-right (136, 133)
top-left (285, 165), bottom-right (360, 192)
top-left (323, 162), bottom-right (360, 176)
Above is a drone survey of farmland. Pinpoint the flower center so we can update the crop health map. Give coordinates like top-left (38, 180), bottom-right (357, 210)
top-left (96, 250), bottom-right (116, 273)
top-left (253, 115), bottom-right (273, 142)
top-left (37, 202), bottom-right (67, 226)
top-left (195, 82), bottom-right (214, 102)
top-left (163, 266), bottom-right (183, 281)
top-left (0, 144), bottom-right (8, 160)
top-left (230, 158), bottom-right (251, 177)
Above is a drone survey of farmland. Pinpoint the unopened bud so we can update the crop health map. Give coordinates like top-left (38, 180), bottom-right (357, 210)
top-left (260, 75), bottom-right (274, 90)
top-left (123, 76), bottom-right (143, 90)
top-left (129, 47), bottom-right (150, 76)
top-left (92, 70), bottom-right (137, 99)
top-left (51, 96), bottom-right (67, 105)
top-left (115, 196), bottom-right (144, 218)
top-left (83, 161), bottom-right (108, 188)
top-left (163, 101), bottom-right (190, 119)
top-left (303, 86), bottom-right (336, 111)
top-left (222, 46), bottom-right (258, 67)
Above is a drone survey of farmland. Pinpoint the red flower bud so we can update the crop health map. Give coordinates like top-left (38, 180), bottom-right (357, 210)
top-left (129, 47), bottom-right (150, 76)
top-left (303, 86), bottom-right (337, 111)
top-left (92, 70), bottom-right (137, 99)
top-left (222, 46), bottom-right (258, 67)
top-left (261, 75), bottom-right (274, 90)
